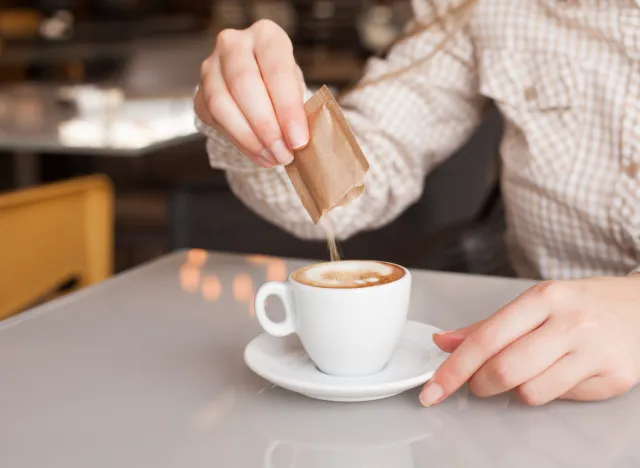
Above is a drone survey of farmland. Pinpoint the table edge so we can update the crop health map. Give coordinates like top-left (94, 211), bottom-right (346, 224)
top-left (0, 249), bottom-right (536, 331)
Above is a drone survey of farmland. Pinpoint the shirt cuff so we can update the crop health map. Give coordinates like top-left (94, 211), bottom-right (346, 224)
top-left (192, 82), bottom-right (255, 172)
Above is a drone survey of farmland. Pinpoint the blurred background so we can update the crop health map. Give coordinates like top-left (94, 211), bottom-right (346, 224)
top-left (0, 0), bottom-right (506, 317)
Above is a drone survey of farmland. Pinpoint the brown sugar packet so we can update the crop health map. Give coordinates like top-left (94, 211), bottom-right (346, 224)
top-left (286, 86), bottom-right (369, 224)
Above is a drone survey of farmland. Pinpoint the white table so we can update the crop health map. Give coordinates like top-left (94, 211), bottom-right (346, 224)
top-left (2, 251), bottom-right (640, 467)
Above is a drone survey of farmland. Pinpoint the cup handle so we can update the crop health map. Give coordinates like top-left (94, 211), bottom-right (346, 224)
top-left (255, 282), bottom-right (296, 337)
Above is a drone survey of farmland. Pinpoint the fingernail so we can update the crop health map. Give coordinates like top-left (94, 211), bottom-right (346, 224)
top-left (434, 330), bottom-right (453, 336)
top-left (420, 382), bottom-right (444, 407)
top-left (287, 123), bottom-right (308, 149)
top-left (260, 148), bottom-right (278, 166)
top-left (270, 140), bottom-right (294, 165)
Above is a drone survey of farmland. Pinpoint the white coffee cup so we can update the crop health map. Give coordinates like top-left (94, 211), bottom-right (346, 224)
top-left (254, 261), bottom-right (411, 377)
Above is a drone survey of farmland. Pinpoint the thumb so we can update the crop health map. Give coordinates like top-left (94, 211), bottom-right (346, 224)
top-left (432, 321), bottom-right (485, 353)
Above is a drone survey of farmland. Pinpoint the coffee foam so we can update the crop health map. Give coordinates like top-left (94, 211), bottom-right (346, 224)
top-left (292, 260), bottom-right (405, 289)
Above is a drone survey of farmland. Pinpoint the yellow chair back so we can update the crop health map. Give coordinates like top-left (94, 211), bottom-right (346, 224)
top-left (0, 176), bottom-right (113, 320)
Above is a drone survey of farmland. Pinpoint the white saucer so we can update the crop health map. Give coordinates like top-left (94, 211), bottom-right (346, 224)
top-left (244, 321), bottom-right (448, 402)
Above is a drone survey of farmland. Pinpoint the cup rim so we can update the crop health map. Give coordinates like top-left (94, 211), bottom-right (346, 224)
top-left (288, 260), bottom-right (410, 291)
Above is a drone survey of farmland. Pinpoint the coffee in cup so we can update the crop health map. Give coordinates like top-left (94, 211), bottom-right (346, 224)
top-left (254, 260), bottom-right (411, 377)
top-left (291, 260), bottom-right (406, 289)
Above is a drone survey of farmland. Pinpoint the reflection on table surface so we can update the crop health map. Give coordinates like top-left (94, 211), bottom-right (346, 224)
top-left (0, 84), bottom-right (198, 154)
top-left (2, 251), bottom-right (640, 468)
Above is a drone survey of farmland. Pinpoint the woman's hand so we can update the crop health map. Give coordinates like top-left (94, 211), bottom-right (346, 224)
top-left (195, 20), bottom-right (308, 168)
top-left (421, 276), bottom-right (640, 406)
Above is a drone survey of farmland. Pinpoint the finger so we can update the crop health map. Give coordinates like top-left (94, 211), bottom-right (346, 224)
top-left (560, 374), bottom-right (636, 402)
top-left (218, 31), bottom-right (293, 165)
top-left (194, 86), bottom-right (216, 128)
top-left (433, 321), bottom-right (486, 353)
top-left (432, 334), bottom-right (464, 354)
top-left (420, 289), bottom-right (550, 407)
top-left (197, 79), bottom-right (273, 167)
top-left (253, 21), bottom-right (308, 149)
top-left (517, 353), bottom-right (594, 406)
top-left (468, 318), bottom-right (570, 398)
top-left (216, 126), bottom-right (278, 168)
top-left (201, 55), bottom-right (277, 167)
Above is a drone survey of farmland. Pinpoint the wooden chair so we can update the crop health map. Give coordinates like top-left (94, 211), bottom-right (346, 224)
top-left (0, 176), bottom-right (114, 320)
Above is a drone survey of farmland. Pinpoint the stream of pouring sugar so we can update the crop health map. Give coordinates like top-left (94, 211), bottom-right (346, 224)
top-left (321, 217), bottom-right (342, 262)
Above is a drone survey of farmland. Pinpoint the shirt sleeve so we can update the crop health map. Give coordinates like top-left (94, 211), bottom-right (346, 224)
top-left (198, 0), bottom-right (487, 240)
